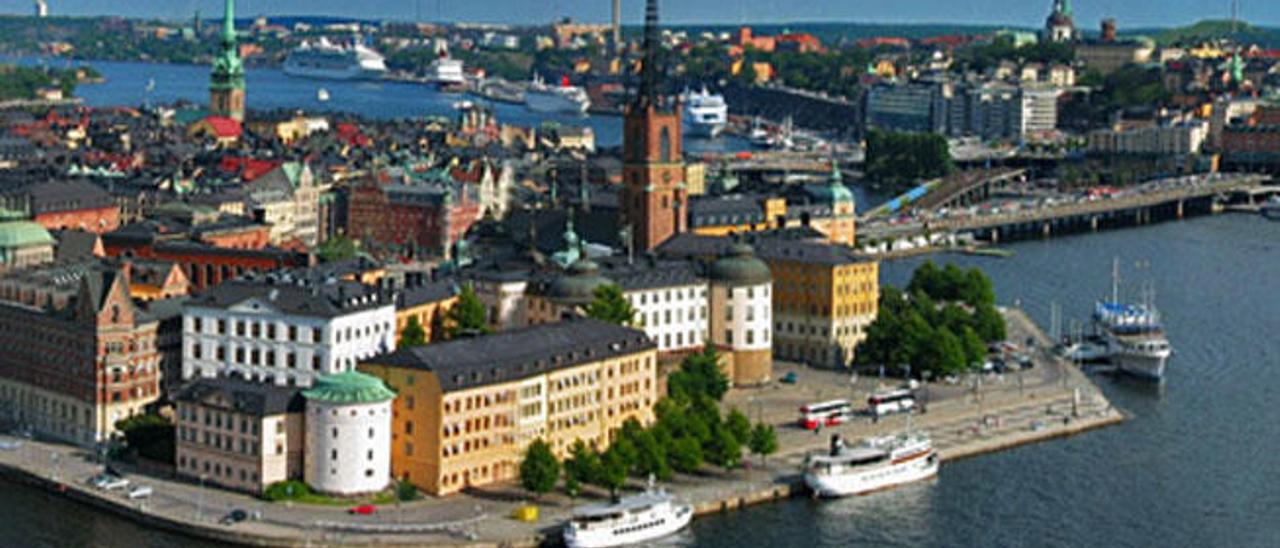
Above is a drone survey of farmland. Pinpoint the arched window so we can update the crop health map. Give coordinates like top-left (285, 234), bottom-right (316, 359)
top-left (659, 127), bottom-right (671, 162)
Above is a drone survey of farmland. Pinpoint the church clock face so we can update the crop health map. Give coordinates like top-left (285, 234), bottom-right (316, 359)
top-left (662, 171), bottom-right (672, 183)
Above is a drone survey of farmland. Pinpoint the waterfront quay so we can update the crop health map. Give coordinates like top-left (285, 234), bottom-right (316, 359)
top-left (0, 309), bottom-right (1120, 547)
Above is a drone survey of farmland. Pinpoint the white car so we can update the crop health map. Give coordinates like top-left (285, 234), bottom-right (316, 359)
top-left (127, 485), bottom-right (153, 499)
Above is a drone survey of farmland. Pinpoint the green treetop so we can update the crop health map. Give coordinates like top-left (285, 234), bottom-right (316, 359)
top-left (584, 284), bottom-right (637, 327)
top-left (519, 439), bottom-right (560, 498)
top-left (445, 284), bottom-right (490, 338)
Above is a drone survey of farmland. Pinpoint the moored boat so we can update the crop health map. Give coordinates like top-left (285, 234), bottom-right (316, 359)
top-left (803, 431), bottom-right (939, 498)
top-left (283, 38), bottom-right (387, 80)
top-left (525, 75), bottom-right (590, 115)
top-left (563, 482), bottom-right (693, 548)
top-left (682, 86), bottom-right (728, 138)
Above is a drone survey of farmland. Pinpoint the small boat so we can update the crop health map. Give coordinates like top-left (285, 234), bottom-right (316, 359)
top-left (748, 117), bottom-right (771, 148)
top-left (563, 480), bottom-right (692, 548)
top-left (316, 88), bottom-right (330, 102)
top-left (803, 430), bottom-right (938, 498)
top-left (1058, 337), bottom-right (1109, 363)
top-left (1261, 196), bottom-right (1280, 221)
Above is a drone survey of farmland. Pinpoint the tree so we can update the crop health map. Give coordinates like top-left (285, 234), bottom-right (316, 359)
top-left (865, 130), bottom-right (955, 194)
top-left (398, 316), bottom-right (427, 347)
top-left (704, 424), bottom-right (742, 471)
top-left (519, 439), bottom-right (560, 498)
top-left (564, 440), bottom-right (603, 496)
top-left (668, 436), bottom-right (703, 474)
top-left (747, 422), bottom-right (778, 465)
top-left (668, 346), bottom-right (729, 402)
top-left (973, 304), bottom-right (1007, 343)
top-left (725, 408), bottom-right (752, 446)
top-left (114, 414), bottom-right (174, 464)
top-left (584, 284), bottom-right (637, 326)
top-left (599, 444), bottom-right (630, 499)
top-left (960, 326), bottom-right (988, 370)
top-left (960, 268), bottom-right (996, 307)
top-left (317, 235), bottom-right (358, 263)
top-left (396, 479), bottom-right (419, 501)
top-left (445, 284), bottom-right (490, 338)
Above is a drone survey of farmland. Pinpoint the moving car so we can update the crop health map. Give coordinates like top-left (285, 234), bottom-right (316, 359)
top-left (220, 509), bottom-right (249, 526)
top-left (348, 504), bottom-right (377, 515)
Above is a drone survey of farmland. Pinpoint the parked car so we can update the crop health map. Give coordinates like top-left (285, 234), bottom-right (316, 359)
top-left (348, 504), bottom-right (377, 516)
top-left (127, 485), bottom-right (153, 499)
top-left (220, 509), bottom-right (249, 526)
top-left (780, 372), bottom-right (798, 384)
top-left (89, 474), bottom-right (128, 490)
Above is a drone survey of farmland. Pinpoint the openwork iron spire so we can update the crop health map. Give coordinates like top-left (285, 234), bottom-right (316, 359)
top-left (636, 0), bottom-right (660, 107)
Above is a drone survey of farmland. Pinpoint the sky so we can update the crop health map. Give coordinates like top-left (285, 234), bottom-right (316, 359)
top-left (3, 0), bottom-right (1278, 29)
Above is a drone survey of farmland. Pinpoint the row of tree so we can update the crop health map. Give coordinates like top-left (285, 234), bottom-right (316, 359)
top-left (864, 129), bottom-right (955, 194)
top-left (859, 262), bottom-right (1006, 377)
top-left (519, 347), bottom-right (778, 499)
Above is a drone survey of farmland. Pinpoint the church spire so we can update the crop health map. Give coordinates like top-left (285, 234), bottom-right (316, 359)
top-left (210, 0), bottom-right (246, 121)
top-left (222, 0), bottom-right (236, 46)
top-left (636, 0), bottom-right (660, 108)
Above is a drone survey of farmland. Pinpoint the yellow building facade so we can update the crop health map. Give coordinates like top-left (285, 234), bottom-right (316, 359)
top-left (758, 239), bottom-right (879, 368)
top-left (359, 319), bottom-right (657, 496)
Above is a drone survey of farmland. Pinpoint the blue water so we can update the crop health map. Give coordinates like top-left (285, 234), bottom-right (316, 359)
top-left (16, 57), bottom-right (749, 153)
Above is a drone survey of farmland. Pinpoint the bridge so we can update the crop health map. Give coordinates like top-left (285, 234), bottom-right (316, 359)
top-left (863, 168), bottom-right (1028, 218)
top-left (859, 174), bottom-right (1272, 247)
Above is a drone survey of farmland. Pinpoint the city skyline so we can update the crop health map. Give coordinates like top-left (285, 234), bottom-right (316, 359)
top-left (2, 0), bottom-right (1278, 28)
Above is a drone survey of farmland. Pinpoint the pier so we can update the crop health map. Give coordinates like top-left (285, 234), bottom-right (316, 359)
top-left (0, 309), bottom-right (1121, 547)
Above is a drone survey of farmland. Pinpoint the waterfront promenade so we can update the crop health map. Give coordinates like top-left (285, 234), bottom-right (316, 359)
top-left (0, 309), bottom-right (1121, 547)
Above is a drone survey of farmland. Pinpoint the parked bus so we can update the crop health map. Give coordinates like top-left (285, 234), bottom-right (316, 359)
top-left (868, 389), bottom-right (916, 417)
top-left (798, 399), bottom-right (854, 430)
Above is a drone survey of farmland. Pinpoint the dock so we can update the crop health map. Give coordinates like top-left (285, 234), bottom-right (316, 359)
top-left (0, 309), bottom-right (1121, 547)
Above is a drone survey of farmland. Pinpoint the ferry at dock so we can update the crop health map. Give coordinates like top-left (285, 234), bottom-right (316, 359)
top-left (425, 55), bottom-right (467, 92)
top-left (563, 482), bottom-right (693, 548)
top-left (803, 431), bottom-right (939, 498)
top-left (525, 75), bottom-right (590, 115)
top-left (1093, 259), bottom-right (1172, 381)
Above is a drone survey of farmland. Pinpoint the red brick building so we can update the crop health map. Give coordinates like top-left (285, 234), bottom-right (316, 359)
top-left (0, 264), bottom-right (160, 446)
top-left (0, 180), bottom-right (121, 233)
top-left (347, 177), bottom-right (481, 260)
top-left (1222, 104), bottom-right (1280, 171)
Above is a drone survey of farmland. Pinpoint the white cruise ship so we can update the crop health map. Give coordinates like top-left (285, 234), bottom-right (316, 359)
top-left (1093, 259), bottom-right (1173, 381)
top-left (525, 75), bottom-right (591, 115)
top-left (563, 484), bottom-right (693, 548)
top-left (283, 38), bottom-right (388, 80)
top-left (682, 87), bottom-right (728, 138)
top-left (803, 432), bottom-right (939, 498)
top-left (426, 56), bottom-right (467, 92)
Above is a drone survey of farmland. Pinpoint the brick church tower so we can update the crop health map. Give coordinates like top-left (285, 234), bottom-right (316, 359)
top-left (622, 0), bottom-right (686, 251)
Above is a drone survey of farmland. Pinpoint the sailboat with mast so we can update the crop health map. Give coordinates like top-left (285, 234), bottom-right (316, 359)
top-left (1093, 258), bottom-right (1173, 381)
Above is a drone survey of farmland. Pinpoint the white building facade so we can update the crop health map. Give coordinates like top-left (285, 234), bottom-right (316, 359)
top-left (182, 279), bottom-right (397, 388)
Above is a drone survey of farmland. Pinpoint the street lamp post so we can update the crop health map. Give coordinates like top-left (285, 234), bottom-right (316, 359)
top-left (196, 474), bottom-right (206, 522)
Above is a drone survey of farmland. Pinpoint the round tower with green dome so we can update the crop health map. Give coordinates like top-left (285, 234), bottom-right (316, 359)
top-left (0, 208), bottom-right (55, 271)
top-left (303, 371), bottom-right (396, 495)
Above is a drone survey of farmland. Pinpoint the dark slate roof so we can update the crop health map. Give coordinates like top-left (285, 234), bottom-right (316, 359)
top-left (753, 234), bottom-right (871, 266)
top-left (397, 279), bottom-right (458, 308)
top-left (175, 376), bottom-right (305, 417)
top-left (137, 295), bottom-right (190, 324)
top-left (592, 256), bottom-right (703, 291)
top-left (13, 179), bottom-right (114, 214)
top-left (365, 317), bottom-right (654, 392)
top-left (52, 229), bottom-right (101, 262)
top-left (186, 278), bottom-right (393, 319)
top-left (688, 194), bottom-right (770, 228)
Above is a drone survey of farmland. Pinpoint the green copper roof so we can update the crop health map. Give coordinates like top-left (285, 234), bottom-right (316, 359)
top-left (211, 0), bottom-right (244, 89)
top-left (0, 216), bottom-right (55, 249)
top-left (548, 258), bottom-right (613, 305)
top-left (303, 371), bottom-right (396, 404)
top-left (827, 159), bottom-right (855, 204)
top-left (710, 242), bottom-right (771, 286)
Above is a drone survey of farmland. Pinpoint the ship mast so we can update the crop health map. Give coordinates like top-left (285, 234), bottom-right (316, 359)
top-left (1111, 257), bottom-right (1120, 303)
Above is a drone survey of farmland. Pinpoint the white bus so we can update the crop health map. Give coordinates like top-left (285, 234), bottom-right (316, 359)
top-left (868, 389), bottom-right (916, 417)
top-left (798, 399), bottom-right (854, 430)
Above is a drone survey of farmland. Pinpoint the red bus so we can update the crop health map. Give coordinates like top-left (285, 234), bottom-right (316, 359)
top-left (798, 399), bottom-right (854, 429)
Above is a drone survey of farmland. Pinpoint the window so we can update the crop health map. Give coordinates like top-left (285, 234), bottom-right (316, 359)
top-left (725, 330), bottom-right (733, 345)
top-left (405, 421), bottom-right (413, 435)
top-left (331, 449), bottom-right (338, 460)
top-left (660, 127), bottom-right (671, 162)
top-left (287, 325), bottom-right (297, 341)
top-left (369, 427), bottom-right (376, 438)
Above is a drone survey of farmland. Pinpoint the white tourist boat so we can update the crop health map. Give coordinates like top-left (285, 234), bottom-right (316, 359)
top-left (426, 55), bottom-right (467, 92)
top-left (316, 88), bottom-right (330, 102)
top-left (283, 38), bottom-right (388, 80)
top-left (803, 431), bottom-right (939, 498)
top-left (682, 86), bottom-right (728, 138)
top-left (525, 74), bottom-right (591, 115)
top-left (1261, 196), bottom-right (1280, 221)
top-left (1093, 259), bottom-right (1172, 381)
top-left (563, 482), bottom-right (693, 548)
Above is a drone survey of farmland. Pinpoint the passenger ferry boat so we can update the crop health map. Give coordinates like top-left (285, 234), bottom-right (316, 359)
top-left (1093, 259), bottom-right (1172, 381)
top-left (283, 38), bottom-right (388, 80)
top-left (563, 482), bottom-right (693, 548)
top-left (682, 87), bottom-right (728, 138)
top-left (426, 55), bottom-right (467, 92)
top-left (525, 75), bottom-right (591, 115)
top-left (803, 431), bottom-right (939, 498)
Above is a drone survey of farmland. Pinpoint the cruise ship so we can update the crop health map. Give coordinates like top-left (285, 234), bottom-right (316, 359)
top-left (426, 55), bottom-right (467, 92)
top-left (803, 431), bottom-right (939, 498)
top-left (682, 87), bottom-right (728, 138)
top-left (1093, 260), bottom-right (1173, 381)
top-left (283, 38), bottom-right (388, 80)
top-left (562, 483), bottom-right (693, 548)
top-left (525, 75), bottom-right (591, 115)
